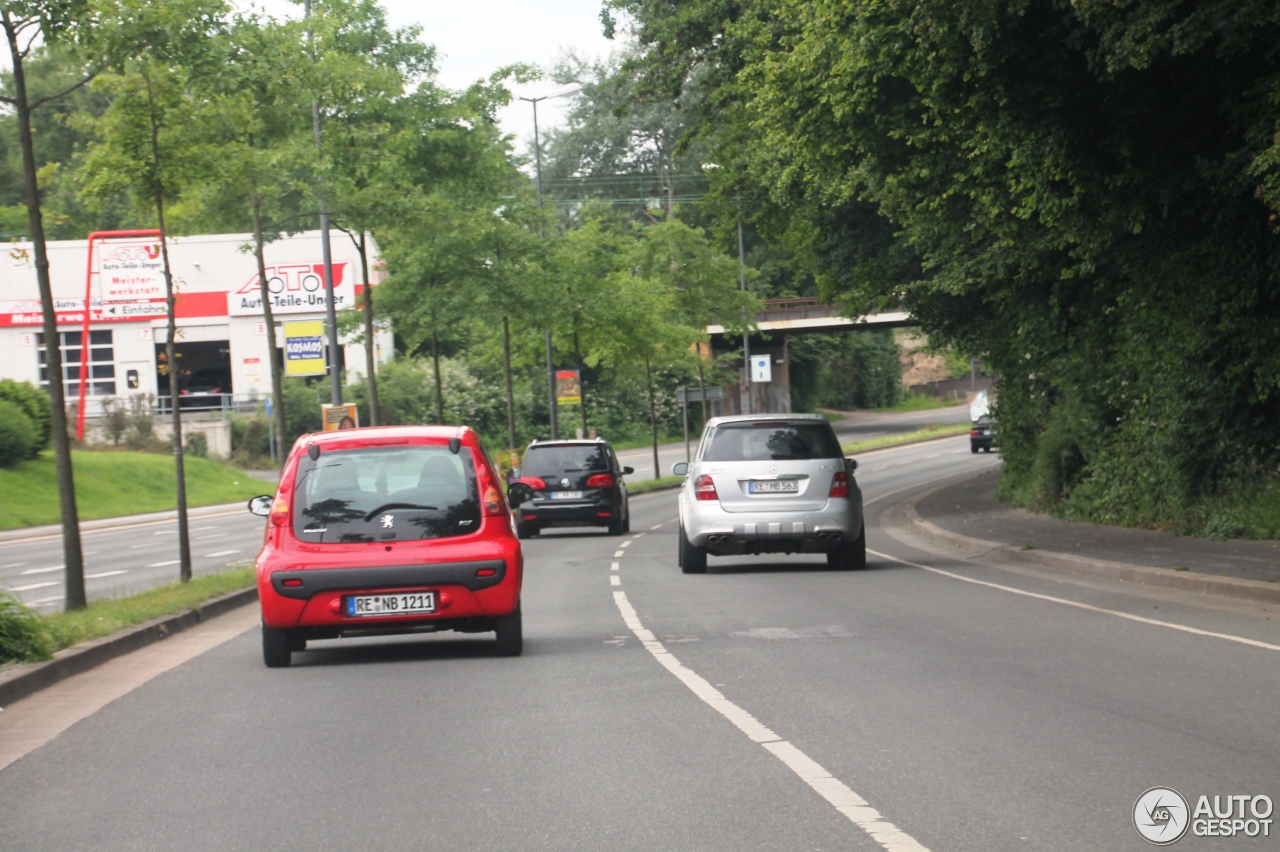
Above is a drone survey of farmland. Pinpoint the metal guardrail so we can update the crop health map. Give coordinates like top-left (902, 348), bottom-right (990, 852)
top-left (75, 392), bottom-right (267, 421)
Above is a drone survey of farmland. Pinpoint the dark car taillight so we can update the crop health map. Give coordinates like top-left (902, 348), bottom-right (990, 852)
top-left (586, 473), bottom-right (614, 488)
top-left (829, 471), bottom-right (849, 498)
top-left (970, 429), bottom-right (979, 436)
top-left (694, 475), bottom-right (718, 501)
top-left (519, 476), bottom-right (547, 489)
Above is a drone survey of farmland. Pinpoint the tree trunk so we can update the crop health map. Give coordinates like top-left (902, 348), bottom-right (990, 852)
top-left (646, 357), bottom-right (660, 479)
top-left (573, 329), bottom-right (587, 437)
top-left (696, 351), bottom-right (709, 431)
top-left (251, 195), bottom-right (287, 468)
top-left (3, 12), bottom-right (85, 609)
top-left (503, 316), bottom-right (516, 450)
top-left (431, 327), bottom-right (444, 424)
top-left (146, 72), bottom-right (191, 583)
top-left (356, 231), bottom-right (381, 425)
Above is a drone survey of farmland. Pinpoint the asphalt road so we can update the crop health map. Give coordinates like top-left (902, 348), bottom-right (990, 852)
top-left (3, 434), bottom-right (1276, 850)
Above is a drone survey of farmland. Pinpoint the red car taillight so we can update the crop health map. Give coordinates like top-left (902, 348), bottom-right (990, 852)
top-left (480, 463), bottom-right (504, 517)
top-left (970, 429), bottom-right (979, 436)
top-left (829, 471), bottom-right (849, 498)
top-left (519, 476), bottom-right (547, 489)
top-left (694, 475), bottom-right (718, 501)
top-left (586, 473), bottom-right (614, 488)
top-left (270, 496), bottom-right (289, 526)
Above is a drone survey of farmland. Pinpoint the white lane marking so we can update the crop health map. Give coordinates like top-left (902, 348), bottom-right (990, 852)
top-left (27, 595), bottom-right (64, 606)
top-left (650, 524), bottom-right (663, 530)
top-left (147, 560), bottom-right (181, 568)
top-left (204, 550), bottom-right (241, 558)
top-left (613, 550), bottom-right (625, 558)
top-left (21, 565), bottom-right (63, 575)
top-left (620, 541), bottom-right (632, 548)
top-left (612, 589), bottom-right (928, 851)
top-left (191, 526), bottom-right (218, 532)
top-left (85, 570), bottom-right (128, 579)
top-left (153, 530), bottom-right (175, 536)
top-left (195, 534), bottom-right (226, 541)
top-left (610, 575), bottom-right (620, 586)
top-left (83, 551), bottom-right (98, 556)
top-left (12, 581), bottom-right (60, 592)
top-left (130, 543), bottom-right (163, 549)
top-left (924, 453), bottom-right (941, 459)
top-left (0, 562), bottom-right (27, 569)
top-left (611, 562), bottom-right (620, 571)
top-left (867, 549), bottom-right (1280, 653)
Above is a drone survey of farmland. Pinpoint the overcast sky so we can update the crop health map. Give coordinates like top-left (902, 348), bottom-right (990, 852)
top-left (247, 0), bottom-right (619, 143)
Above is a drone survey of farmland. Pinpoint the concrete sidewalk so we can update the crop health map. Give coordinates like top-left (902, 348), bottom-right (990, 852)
top-left (904, 467), bottom-right (1280, 601)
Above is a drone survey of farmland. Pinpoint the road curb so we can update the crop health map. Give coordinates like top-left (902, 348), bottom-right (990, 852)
top-left (890, 483), bottom-right (1280, 605)
top-left (0, 586), bottom-right (257, 709)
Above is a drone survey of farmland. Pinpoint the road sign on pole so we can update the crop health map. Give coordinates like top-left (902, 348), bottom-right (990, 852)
top-left (751, 355), bottom-right (772, 383)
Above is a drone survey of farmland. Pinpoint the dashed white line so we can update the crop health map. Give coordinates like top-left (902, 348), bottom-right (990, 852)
top-left (204, 550), bottom-right (241, 558)
top-left (12, 581), bottom-right (59, 592)
top-left (610, 589), bottom-right (927, 851)
top-left (153, 530), bottom-right (175, 536)
top-left (85, 570), bottom-right (128, 579)
top-left (613, 550), bottom-right (625, 558)
top-left (649, 524), bottom-right (663, 530)
top-left (620, 541), bottom-right (632, 549)
top-left (611, 562), bottom-right (620, 571)
top-left (21, 565), bottom-right (63, 575)
top-left (867, 548), bottom-right (1280, 654)
top-left (610, 575), bottom-right (620, 586)
top-left (147, 560), bottom-right (181, 568)
top-left (191, 526), bottom-right (218, 532)
top-left (27, 595), bottom-right (64, 606)
top-left (0, 562), bottom-right (27, 569)
top-left (130, 543), bottom-right (163, 549)
top-left (195, 534), bottom-right (227, 541)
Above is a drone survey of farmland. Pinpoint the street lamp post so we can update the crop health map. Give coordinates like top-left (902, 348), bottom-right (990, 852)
top-left (520, 84), bottom-right (581, 440)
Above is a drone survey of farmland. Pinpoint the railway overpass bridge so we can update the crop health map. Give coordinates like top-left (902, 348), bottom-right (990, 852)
top-left (704, 298), bottom-right (918, 416)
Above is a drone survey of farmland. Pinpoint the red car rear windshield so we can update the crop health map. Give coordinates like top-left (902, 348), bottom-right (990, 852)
top-left (292, 445), bottom-right (480, 543)
top-left (703, 422), bottom-right (843, 462)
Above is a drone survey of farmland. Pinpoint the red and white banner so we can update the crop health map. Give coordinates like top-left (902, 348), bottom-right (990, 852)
top-left (0, 298), bottom-right (168, 328)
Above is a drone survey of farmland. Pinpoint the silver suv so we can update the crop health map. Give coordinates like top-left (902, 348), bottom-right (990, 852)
top-left (672, 414), bottom-right (864, 573)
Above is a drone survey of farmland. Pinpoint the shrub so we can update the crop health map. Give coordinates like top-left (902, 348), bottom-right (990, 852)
top-left (125, 394), bottom-right (162, 451)
top-left (229, 413), bottom-right (271, 466)
top-left (0, 590), bottom-right (54, 664)
top-left (100, 396), bottom-right (130, 446)
top-left (0, 379), bottom-right (51, 457)
top-left (184, 430), bottom-right (209, 458)
top-left (0, 400), bottom-right (37, 467)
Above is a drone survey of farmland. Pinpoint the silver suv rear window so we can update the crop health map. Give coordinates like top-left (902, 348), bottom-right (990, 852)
top-left (293, 446), bottom-right (479, 543)
top-left (703, 422), bottom-right (843, 462)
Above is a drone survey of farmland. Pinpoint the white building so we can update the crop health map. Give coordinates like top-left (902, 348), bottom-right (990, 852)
top-left (0, 230), bottom-right (392, 416)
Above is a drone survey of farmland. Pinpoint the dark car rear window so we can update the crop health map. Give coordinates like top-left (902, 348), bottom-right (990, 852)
top-left (292, 445), bottom-right (480, 543)
top-left (521, 443), bottom-right (609, 476)
top-left (702, 422), bottom-right (843, 462)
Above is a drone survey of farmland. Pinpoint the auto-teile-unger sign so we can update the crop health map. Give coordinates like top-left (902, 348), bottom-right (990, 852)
top-left (228, 262), bottom-right (353, 316)
top-left (284, 320), bottom-right (327, 377)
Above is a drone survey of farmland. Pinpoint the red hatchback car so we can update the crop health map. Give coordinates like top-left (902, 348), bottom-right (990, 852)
top-left (248, 425), bottom-right (524, 667)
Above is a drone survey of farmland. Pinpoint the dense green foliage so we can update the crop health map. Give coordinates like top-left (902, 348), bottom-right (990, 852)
top-left (0, 590), bottom-right (55, 664)
top-left (791, 332), bottom-right (901, 412)
top-left (0, 400), bottom-right (37, 467)
top-left (0, 379), bottom-right (51, 457)
top-left (610, 0), bottom-right (1280, 535)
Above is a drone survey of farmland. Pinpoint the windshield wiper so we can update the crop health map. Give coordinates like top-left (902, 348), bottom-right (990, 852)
top-left (362, 503), bottom-right (437, 521)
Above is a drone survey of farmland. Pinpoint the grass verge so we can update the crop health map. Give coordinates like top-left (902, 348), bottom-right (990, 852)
top-left (842, 422), bottom-right (972, 455)
top-left (873, 395), bottom-right (969, 414)
top-left (0, 450), bottom-right (267, 530)
top-left (630, 475), bottom-right (684, 495)
top-left (40, 567), bottom-right (256, 655)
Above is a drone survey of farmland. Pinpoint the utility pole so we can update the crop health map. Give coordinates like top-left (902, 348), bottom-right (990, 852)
top-left (520, 84), bottom-right (581, 440)
top-left (305, 0), bottom-right (342, 406)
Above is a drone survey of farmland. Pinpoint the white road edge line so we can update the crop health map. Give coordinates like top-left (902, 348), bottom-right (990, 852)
top-left (85, 570), bottom-right (128, 579)
top-left (611, 588), bottom-right (929, 851)
top-left (20, 565), bottom-right (63, 575)
top-left (204, 550), bottom-right (241, 558)
top-left (867, 548), bottom-right (1280, 653)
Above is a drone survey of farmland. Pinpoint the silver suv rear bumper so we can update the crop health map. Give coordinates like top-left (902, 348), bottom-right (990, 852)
top-left (681, 498), bottom-right (863, 553)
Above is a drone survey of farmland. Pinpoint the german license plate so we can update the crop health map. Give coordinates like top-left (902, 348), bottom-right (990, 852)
top-left (749, 480), bottom-right (799, 494)
top-left (345, 592), bottom-right (436, 617)
top-left (550, 491), bottom-right (584, 500)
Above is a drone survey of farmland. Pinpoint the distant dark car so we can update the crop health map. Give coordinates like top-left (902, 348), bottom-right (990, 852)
top-left (970, 416), bottom-right (996, 453)
top-left (512, 438), bottom-right (633, 538)
top-left (179, 368), bottom-right (230, 408)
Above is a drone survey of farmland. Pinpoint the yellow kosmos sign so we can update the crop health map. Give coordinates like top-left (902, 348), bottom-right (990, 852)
top-left (284, 320), bottom-right (326, 377)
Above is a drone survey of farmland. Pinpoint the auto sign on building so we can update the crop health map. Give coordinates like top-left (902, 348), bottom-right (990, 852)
top-left (0, 231), bottom-right (392, 417)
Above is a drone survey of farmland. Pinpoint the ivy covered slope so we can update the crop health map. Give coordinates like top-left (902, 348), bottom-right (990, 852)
top-left (615, 0), bottom-right (1280, 535)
